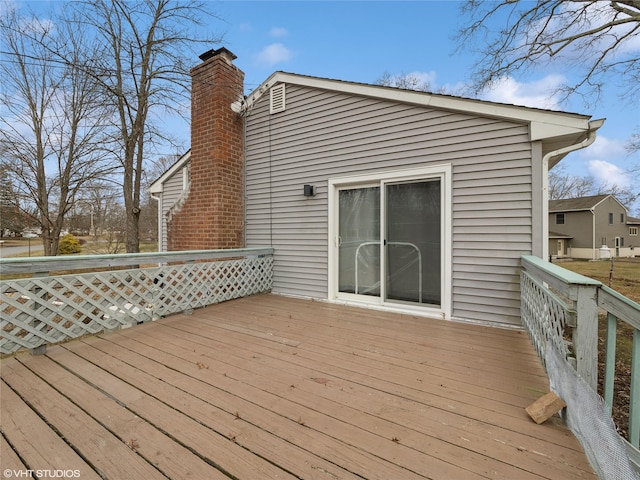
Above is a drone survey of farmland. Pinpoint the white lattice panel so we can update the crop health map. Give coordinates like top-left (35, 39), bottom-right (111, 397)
top-left (520, 270), bottom-right (574, 369)
top-left (1, 255), bottom-right (273, 355)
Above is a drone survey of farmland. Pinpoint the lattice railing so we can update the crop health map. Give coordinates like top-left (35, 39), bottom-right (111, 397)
top-left (520, 255), bottom-right (601, 390)
top-left (0, 248), bottom-right (273, 355)
top-left (520, 269), bottom-right (574, 368)
top-left (520, 256), bottom-right (640, 474)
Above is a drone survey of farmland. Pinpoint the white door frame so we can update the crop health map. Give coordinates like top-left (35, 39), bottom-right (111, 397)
top-left (328, 164), bottom-right (452, 319)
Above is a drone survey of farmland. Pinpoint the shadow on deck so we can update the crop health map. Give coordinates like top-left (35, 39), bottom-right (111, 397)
top-left (1, 294), bottom-right (596, 479)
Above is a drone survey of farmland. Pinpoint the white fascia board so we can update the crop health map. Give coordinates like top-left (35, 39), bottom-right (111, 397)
top-left (529, 121), bottom-right (593, 142)
top-left (148, 151), bottom-right (191, 194)
top-left (246, 72), bottom-right (593, 140)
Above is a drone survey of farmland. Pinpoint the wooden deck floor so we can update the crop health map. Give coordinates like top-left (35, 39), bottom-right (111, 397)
top-left (1, 294), bottom-right (596, 480)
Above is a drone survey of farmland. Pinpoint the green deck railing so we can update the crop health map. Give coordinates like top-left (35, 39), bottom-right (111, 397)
top-left (521, 255), bottom-right (640, 471)
top-left (0, 248), bottom-right (273, 355)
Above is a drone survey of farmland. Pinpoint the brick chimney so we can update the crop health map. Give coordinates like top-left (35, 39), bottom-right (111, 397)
top-left (168, 48), bottom-right (245, 250)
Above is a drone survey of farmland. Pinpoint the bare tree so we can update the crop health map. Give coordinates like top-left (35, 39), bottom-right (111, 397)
top-left (458, 1), bottom-right (639, 214)
top-left (71, 0), bottom-right (222, 253)
top-left (548, 165), bottom-right (596, 200)
top-left (376, 71), bottom-right (434, 92)
top-left (457, 1), bottom-right (640, 103)
top-left (0, 7), bottom-right (117, 255)
top-left (549, 164), bottom-right (638, 210)
top-left (0, 167), bottom-right (25, 237)
top-left (70, 180), bottom-right (120, 238)
top-left (629, 131), bottom-right (640, 156)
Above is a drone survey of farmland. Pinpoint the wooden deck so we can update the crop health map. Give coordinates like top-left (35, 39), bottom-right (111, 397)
top-left (1, 294), bottom-right (596, 479)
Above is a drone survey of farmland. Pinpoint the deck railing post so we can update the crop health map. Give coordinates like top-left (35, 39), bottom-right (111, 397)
top-left (573, 283), bottom-right (599, 391)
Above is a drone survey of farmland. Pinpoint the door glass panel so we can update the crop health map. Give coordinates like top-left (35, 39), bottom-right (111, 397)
top-left (385, 180), bottom-right (441, 306)
top-left (338, 187), bottom-right (380, 296)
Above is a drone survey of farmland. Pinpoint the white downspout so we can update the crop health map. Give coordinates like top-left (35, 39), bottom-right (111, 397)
top-left (149, 192), bottom-right (163, 252)
top-left (541, 119), bottom-right (605, 260)
top-left (591, 207), bottom-right (597, 260)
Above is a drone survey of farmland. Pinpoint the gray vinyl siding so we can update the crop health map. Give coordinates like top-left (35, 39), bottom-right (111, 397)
top-left (594, 197), bottom-right (628, 248)
top-left (245, 84), bottom-right (533, 326)
top-left (552, 211), bottom-right (593, 249)
top-left (159, 167), bottom-right (186, 251)
top-left (549, 197), bottom-right (628, 252)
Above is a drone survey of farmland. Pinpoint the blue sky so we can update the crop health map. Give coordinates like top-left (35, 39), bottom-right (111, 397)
top-left (202, 0), bottom-right (638, 211)
top-left (9, 0), bottom-right (640, 212)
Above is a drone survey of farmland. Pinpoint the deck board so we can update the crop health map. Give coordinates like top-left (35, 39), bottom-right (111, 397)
top-left (1, 294), bottom-right (597, 479)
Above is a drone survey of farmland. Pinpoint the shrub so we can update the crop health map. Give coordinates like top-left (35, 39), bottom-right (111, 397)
top-left (59, 233), bottom-right (82, 255)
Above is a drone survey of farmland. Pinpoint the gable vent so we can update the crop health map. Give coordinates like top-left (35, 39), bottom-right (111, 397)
top-left (270, 84), bottom-right (286, 114)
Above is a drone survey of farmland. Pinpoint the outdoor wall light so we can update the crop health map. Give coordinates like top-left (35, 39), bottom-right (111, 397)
top-left (303, 184), bottom-right (316, 197)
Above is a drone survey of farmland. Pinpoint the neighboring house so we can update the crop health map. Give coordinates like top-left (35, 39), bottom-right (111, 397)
top-left (149, 48), bottom-right (603, 328)
top-left (549, 194), bottom-right (637, 259)
top-left (148, 150), bottom-right (191, 251)
top-left (630, 216), bottom-right (640, 256)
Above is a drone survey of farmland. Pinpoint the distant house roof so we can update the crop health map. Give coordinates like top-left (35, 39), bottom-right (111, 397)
top-left (549, 194), bottom-right (627, 213)
top-left (549, 231), bottom-right (573, 239)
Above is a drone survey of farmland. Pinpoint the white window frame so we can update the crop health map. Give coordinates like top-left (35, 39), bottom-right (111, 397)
top-left (328, 164), bottom-right (452, 320)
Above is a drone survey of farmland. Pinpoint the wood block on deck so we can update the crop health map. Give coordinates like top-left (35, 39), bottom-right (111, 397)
top-left (526, 391), bottom-right (567, 424)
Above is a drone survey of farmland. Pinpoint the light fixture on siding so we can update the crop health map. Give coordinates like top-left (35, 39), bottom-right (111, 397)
top-left (303, 184), bottom-right (315, 197)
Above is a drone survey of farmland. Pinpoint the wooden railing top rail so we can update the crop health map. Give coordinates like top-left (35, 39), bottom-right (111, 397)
top-left (0, 247), bottom-right (274, 275)
top-left (521, 255), bottom-right (601, 299)
top-left (599, 284), bottom-right (640, 331)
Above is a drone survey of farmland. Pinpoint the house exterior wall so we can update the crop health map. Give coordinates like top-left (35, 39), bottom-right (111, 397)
top-left (158, 166), bottom-right (188, 251)
top-left (548, 238), bottom-right (570, 258)
top-left (549, 196), bottom-right (631, 259)
top-left (593, 197), bottom-right (628, 248)
top-left (550, 210), bottom-right (594, 249)
top-left (244, 84), bottom-right (535, 326)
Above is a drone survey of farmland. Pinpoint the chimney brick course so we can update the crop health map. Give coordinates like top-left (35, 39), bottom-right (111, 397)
top-left (167, 49), bottom-right (245, 251)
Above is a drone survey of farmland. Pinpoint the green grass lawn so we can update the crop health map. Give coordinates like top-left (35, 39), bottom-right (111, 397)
top-left (556, 257), bottom-right (640, 303)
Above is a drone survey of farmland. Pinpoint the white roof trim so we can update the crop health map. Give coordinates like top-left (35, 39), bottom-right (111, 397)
top-left (148, 150), bottom-right (191, 194)
top-left (246, 72), bottom-right (595, 142)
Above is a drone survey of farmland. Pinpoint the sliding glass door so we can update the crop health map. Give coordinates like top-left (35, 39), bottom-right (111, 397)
top-left (337, 178), bottom-right (441, 307)
top-left (384, 180), bottom-right (440, 306)
top-left (338, 186), bottom-right (380, 297)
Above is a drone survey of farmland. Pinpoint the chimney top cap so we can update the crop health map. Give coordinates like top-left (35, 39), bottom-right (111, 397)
top-left (198, 47), bottom-right (237, 62)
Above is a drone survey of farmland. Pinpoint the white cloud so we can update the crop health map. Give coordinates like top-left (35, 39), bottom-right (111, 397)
top-left (588, 160), bottom-right (631, 189)
top-left (579, 135), bottom-right (627, 160)
top-left (255, 43), bottom-right (292, 66)
top-left (269, 27), bottom-right (288, 38)
top-left (480, 75), bottom-right (567, 109)
top-left (579, 136), bottom-right (633, 191)
top-left (408, 71), bottom-right (437, 86)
